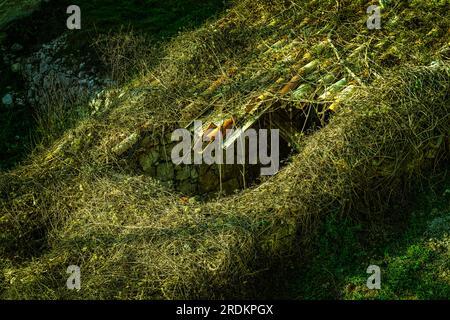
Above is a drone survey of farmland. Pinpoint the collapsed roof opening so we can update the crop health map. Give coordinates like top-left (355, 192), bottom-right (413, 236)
top-left (136, 103), bottom-right (327, 196)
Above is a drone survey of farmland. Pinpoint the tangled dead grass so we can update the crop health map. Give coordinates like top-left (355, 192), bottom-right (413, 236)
top-left (0, 0), bottom-right (449, 299)
top-left (1, 63), bottom-right (448, 299)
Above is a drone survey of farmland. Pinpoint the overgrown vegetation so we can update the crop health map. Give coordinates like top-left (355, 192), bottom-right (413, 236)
top-left (0, 0), bottom-right (449, 299)
top-left (0, 0), bottom-right (41, 30)
top-left (287, 173), bottom-right (450, 299)
top-left (0, 0), bottom-right (228, 170)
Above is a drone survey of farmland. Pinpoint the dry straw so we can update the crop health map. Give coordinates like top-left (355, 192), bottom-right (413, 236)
top-left (1, 0), bottom-right (449, 299)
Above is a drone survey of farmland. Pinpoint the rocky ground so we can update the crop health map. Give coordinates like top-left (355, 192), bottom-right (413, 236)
top-left (0, 15), bottom-right (114, 170)
top-left (1, 33), bottom-right (111, 114)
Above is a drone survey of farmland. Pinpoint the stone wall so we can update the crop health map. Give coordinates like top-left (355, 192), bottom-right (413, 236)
top-left (137, 133), bottom-right (256, 196)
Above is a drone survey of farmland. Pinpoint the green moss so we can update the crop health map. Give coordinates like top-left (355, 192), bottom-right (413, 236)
top-left (0, 0), bottom-right (42, 30)
top-left (288, 174), bottom-right (450, 300)
top-left (66, 0), bottom-right (229, 42)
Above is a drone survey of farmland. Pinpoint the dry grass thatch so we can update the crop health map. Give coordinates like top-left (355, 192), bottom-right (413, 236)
top-left (0, 0), bottom-right (449, 299)
top-left (1, 63), bottom-right (448, 299)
